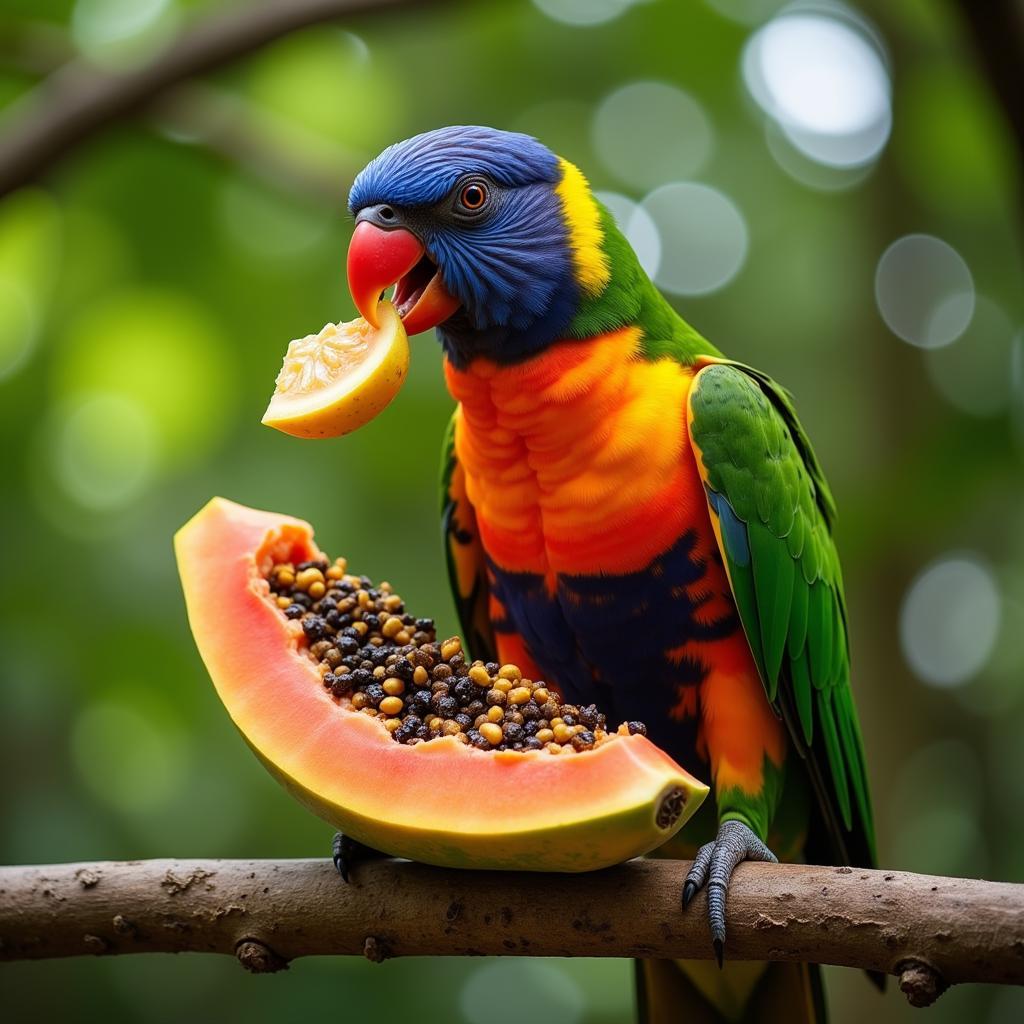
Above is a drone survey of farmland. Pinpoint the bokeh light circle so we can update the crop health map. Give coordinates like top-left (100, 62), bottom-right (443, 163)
top-left (72, 697), bottom-right (187, 813)
top-left (875, 234), bottom-right (975, 349)
top-left (704, 0), bottom-right (787, 23)
top-left (594, 191), bottom-right (661, 278)
top-left (593, 82), bottom-right (714, 190)
top-left (459, 961), bottom-right (585, 1024)
top-left (54, 288), bottom-right (235, 470)
top-left (533, 0), bottom-right (638, 27)
top-left (899, 555), bottom-right (1001, 688)
top-left (743, 9), bottom-right (891, 168)
top-left (0, 275), bottom-right (39, 380)
top-left (924, 296), bottom-right (1017, 417)
top-left (0, 189), bottom-right (61, 377)
top-left (52, 393), bottom-right (158, 511)
top-left (889, 739), bottom-right (988, 877)
top-left (762, 120), bottom-right (874, 192)
top-left (246, 28), bottom-right (399, 154)
top-left (891, 798), bottom-right (988, 879)
top-left (71, 0), bottom-right (179, 69)
top-left (640, 183), bottom-right (748, 296)
top-left (219, 179), bottom-right (330, 260)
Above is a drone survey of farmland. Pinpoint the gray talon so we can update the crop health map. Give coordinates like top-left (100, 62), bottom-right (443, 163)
top-left (681, 820), bottom-right (777, 962)
top-left (332, 831), bottom-right (350, 881)
top-left (332, 832), bottom-right (383, 882)
top-left (682, 880), bottom-right (698, 908)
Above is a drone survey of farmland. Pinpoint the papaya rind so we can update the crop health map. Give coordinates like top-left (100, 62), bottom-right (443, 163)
top-left (175, 497), bottom-right (710, 872)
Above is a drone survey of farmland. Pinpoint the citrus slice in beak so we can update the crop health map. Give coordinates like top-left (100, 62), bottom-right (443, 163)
top-left (262, 301), bottom-right (408, 439)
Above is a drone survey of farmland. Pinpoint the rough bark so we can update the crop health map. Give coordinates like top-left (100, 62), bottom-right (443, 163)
top-left (1, 858), bottom-right (1022, 1006)
top-left (0, 0), bottom-right (431, 198)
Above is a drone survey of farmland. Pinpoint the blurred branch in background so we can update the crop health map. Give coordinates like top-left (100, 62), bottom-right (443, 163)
top-left (3, 858), bottom-right (1023, 1008)
top-left (0, 27), bottom-right (361, 204)
top-left (952, 0), bottom-right (1024, 180)
top-left (0, 0), bottom-right (433, 199)
top-left (152, 83), bottom-right (357, 204)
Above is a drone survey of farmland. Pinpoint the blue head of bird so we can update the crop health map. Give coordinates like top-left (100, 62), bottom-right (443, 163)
top-left (346, 125), bottom-right (613, 367)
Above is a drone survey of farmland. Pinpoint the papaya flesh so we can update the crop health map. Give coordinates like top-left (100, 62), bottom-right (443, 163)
top-left (262, 301), bottom-right (408, 440)
top-left (175, 497), bottom-right (709, 871)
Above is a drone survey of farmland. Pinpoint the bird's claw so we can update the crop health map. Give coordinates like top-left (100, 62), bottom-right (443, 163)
top-left (681, 820), bottom-right (777, 967)
top-left (332, 831), bottom-right (383, 883)
top-left (682, 879), bottom-right (698, 909)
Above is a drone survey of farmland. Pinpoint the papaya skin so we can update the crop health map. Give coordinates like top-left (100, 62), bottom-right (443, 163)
top-left (174, 497), bottom-right (709, 872)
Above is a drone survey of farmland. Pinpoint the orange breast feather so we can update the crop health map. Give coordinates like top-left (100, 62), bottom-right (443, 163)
top-left (444, 328), bottom-right (708, 579)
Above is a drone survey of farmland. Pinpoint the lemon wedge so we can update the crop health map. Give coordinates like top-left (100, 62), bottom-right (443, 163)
top-left (262, 301), bottom-right (409, 439)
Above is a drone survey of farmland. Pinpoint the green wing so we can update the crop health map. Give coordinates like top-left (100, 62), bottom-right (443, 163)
top-left (440, 411), bottom-right (497, 663)
top-left (687, 361), bottom-right (876, 867)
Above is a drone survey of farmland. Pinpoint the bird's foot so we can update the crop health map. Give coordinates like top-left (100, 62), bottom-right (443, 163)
top-left (331, 831), bottom-right (385, 883)
top-left (682, 820), bottom-right (777, 967)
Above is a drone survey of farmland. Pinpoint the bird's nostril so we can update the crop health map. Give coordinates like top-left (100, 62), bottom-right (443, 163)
top-left (355, 204), bottom-right (401, 229)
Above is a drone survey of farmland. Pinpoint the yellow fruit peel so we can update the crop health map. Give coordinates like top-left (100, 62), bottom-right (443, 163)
top-left (262, 301), bottom-right (409, 439)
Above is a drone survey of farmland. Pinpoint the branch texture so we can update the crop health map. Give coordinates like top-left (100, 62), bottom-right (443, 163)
top-left (1, 858), bottom-right (1022, 1004)
top-left (0, 0), bottom-right (428, 197)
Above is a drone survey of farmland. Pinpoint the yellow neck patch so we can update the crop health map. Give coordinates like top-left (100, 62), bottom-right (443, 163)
top-left (555, 158), bottom-right (610, 297)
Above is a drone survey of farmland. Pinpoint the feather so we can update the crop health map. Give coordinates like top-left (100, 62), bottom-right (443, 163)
top-left (749, 521), bottom-right (794, 700)
top-left (688, 361), bottom-right (876, 875)
top-left (791, 649), bottom-right (815, 747)
top-left (818, 688), bottom-right (853, 830)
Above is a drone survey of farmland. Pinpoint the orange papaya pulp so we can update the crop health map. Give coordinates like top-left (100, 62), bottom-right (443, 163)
top-left (175, 497), bottom-right (709, 871)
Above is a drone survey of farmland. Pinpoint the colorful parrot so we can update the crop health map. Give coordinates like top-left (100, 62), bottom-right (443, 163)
top-left (342, 126), bottom-right (878, 1022)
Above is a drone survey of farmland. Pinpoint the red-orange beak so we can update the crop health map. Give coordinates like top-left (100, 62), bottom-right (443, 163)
top-left (346, 221), bottom-right (461, 335)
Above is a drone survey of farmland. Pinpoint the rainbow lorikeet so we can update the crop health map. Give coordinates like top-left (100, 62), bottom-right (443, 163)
top-left (342, 126), bottom-right (877, 1022)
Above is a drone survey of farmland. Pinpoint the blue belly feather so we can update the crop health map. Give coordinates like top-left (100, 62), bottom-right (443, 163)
top-left (488, 530), bottom-right (739, 763)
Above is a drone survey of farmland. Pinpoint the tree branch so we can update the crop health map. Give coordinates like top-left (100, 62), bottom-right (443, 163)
top-left (1, 858), bottom-right (1022, 1005)
top-left (951, 0), bottom-right (1024, 177)
top-left (0, 0), bottom-right (430, 198)
top-left (151, 82), bottom-right (360, 204)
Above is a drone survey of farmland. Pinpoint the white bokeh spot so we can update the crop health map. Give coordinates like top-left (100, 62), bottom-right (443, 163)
top-left (743, 9), bottom-right (891, 169)
top-left (875, 234), bottom-right (975, 349)
top-left (594, 191), bottom-right (661, 279)
top-left (925, 296), bottom-right (1017, 417)
top-left (593, 82), bottom-right (714, 190)
top-left (641, 183), bottom-right (748, 296)
top-left (52, 392), bottom-right (158, 511)
top-left (72, 0), bottom-right (179, 67)
top-left (900, 555), bottom-right (1001, 688)
top-left (532, 0), bottom-right (639, 27)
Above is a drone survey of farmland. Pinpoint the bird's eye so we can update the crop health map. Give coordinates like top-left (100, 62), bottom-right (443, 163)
top-left (460, 182), bottom-right (488, 211)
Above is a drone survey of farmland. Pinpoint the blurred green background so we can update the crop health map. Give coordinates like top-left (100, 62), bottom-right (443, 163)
top-left (1, 0), bottom-right (1021, 1021)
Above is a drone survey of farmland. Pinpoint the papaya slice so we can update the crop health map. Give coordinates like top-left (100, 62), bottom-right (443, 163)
top-left (261, 301), bottom-right (408, 439)
top-left (175, 497), bottom-right (709, 871)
